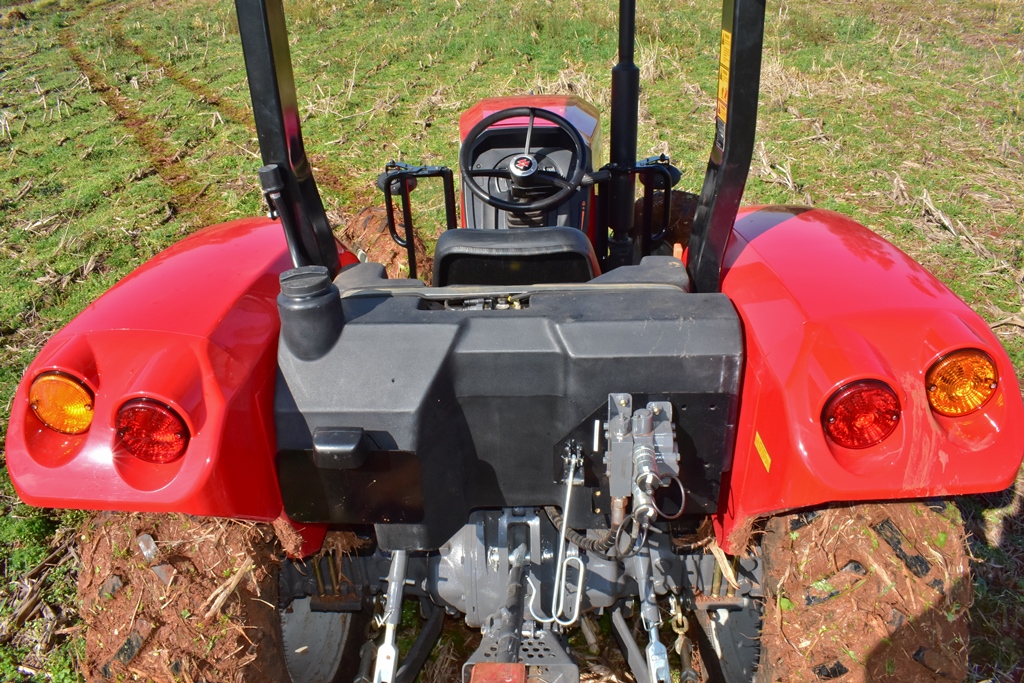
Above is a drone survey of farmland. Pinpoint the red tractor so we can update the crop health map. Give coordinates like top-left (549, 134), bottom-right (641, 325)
top-left (6, 0), bottom-right (1022, 680)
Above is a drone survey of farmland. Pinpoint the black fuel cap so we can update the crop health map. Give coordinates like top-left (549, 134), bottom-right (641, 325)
top-left (280, 265), bottom-right (332, 298)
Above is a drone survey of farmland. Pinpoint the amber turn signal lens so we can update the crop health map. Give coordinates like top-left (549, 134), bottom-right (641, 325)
top-left (822, 380), bottom-right (901, 449)
top-left (29, 372), bottom-right (94, 435)
top-left (926, 349), bottom-right (998, 417)
top-left (116, 399), bottom-right (190, 463)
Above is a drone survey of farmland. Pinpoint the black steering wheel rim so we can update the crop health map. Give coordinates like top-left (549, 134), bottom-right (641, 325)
top-left (459, 106), bottom-right (589, 214)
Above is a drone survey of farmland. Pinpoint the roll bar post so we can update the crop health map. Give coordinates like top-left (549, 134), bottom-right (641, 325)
top-left (687, 0), bottom-right (766, 293)
top-left (235, 0), bottom-right (340, 277)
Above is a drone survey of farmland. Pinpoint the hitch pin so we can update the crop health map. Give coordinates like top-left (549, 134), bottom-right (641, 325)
top-left (528, 444), bottom-right (585, 627)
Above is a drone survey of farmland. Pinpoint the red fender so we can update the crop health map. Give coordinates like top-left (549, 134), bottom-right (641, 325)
top-left (715, 206), bottom-right (1024, 552)
top-left (6, 217), bottom-right (357, 523)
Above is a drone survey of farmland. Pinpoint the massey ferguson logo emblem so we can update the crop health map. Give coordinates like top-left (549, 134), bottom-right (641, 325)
top-left (515, 157), bottom-right (533, 171)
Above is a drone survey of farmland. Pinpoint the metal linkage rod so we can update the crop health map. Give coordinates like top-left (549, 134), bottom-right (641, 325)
top-left (496, 544), bottom-right (529, 663)
top-left (373, 550), bottom-right (408, 683)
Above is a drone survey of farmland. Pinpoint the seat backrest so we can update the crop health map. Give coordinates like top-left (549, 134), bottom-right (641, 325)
top-left (432, 226), bottom-right (599, 287)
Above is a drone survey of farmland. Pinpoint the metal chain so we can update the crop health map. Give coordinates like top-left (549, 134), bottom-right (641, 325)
top-left (366, 592), bottom-right (386, 641)
top-left (668, 595), bottom-right (689, 655)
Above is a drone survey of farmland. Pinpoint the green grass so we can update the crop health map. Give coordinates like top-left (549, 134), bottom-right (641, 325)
top-left (1, 0), bottom-right (1023, 678)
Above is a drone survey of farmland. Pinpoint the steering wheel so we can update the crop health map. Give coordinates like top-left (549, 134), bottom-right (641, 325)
top-left (459, 107), bottom-right (589, 214)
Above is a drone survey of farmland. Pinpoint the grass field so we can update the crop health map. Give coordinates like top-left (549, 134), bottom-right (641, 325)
top-left (1, 0), bottom-right (1023, 678)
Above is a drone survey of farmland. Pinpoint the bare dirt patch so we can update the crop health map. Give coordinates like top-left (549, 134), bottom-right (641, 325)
top-left (77, 512), bottom-right (289, 683)
top-left (759, 501), bottom-right (970, 683)
top-left (333, 206), bottom-right (430, 281)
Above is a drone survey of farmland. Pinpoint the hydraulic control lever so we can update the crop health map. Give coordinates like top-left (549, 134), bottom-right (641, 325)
top-left (634, 155), bottom-right (681, 256)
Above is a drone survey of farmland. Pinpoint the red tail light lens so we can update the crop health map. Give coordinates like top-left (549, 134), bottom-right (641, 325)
top-left (822, 380), bottom-right (901, 449)
top-left (116, 399), bottom-right (190, 463)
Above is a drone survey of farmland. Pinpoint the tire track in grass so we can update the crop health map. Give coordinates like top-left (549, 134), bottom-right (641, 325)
top-left (106, 26), bottom-right (361, 201)
top-left (58, 26), bottom-right (224, 230)
top-left (101, 16), bottom-right (424, 277)
top-left (111, 29), bottom-right (253, 126)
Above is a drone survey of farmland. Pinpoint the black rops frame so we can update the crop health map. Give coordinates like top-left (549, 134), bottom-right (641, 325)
top-left (234, 0), bottom-right (765, 292)
top-left (604, 0), bottom-right (641, 271)
top-left (236, 0), bottom-right (341, 278)
top-left (687, 0), bottom-right (766, 293)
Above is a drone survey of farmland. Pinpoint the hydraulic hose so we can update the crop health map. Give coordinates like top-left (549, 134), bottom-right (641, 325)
top-left (545, 507), bottom-right (614, 554)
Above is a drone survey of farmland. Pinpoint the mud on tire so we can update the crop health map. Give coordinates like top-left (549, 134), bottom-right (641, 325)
top-left (757, 501), bottom-right (970, 683)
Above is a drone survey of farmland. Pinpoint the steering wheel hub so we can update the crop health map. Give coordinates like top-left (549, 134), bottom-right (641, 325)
top-left (510, 154), bottom-right (538, 178)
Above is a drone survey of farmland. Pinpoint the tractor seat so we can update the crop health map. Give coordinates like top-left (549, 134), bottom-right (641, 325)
top-left (432, 226), bottom-right (599, 287)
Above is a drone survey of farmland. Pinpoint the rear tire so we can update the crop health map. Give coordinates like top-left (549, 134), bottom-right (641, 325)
top-left (278, 598), bottom-right (367, 683)
top-left (757, 501), bottom-right (970, 682)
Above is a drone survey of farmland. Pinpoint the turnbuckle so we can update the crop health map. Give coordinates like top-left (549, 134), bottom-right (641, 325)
top-left (633, 547), bottom-right (670, 683)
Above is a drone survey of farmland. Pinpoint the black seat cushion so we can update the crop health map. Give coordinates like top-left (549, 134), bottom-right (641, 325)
top-left (433, 227), bottom-right (599, 287)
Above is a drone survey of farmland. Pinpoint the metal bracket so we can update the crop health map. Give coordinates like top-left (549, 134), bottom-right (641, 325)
top-left (376, 160), bottom-right (457, 280)
top-left (373, 550), bottom-right (408, 683)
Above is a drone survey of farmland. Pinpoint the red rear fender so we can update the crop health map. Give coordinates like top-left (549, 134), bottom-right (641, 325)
top-left (6, 218), bottom-right (317, 520)
top-left (716, 206), bottom-right (1024, 552)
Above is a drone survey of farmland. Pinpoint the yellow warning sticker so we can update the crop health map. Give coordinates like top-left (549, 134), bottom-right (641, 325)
top-left (754, 431), bottom-right (771, 473)
top-left (716, 29), bottom-right (732, 124)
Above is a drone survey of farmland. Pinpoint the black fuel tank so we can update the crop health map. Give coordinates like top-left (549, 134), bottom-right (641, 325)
top-left (275, 260), bottom-right (742, 550)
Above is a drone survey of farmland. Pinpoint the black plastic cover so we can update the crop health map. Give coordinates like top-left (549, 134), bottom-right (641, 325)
top-left (276, 265), bottom-right (742, 551)
top-left (312, 427), bottom-right (371, 469)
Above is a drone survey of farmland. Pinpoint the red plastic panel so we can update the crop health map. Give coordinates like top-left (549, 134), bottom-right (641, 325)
top-left (6, 217), bottom-right (331, 521)
top-left (715, 207), bottom-right (1024, 552)
top-left (470, 663), bottom-right (527, 683)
